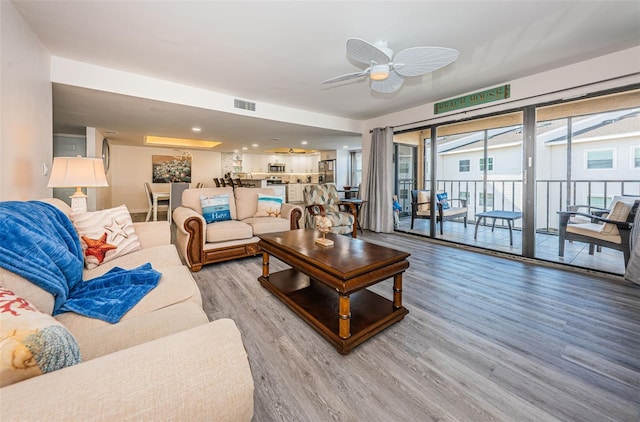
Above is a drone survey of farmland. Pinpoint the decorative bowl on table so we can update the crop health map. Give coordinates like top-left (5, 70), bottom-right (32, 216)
top-left (343, 186), bottom-right (351, 191)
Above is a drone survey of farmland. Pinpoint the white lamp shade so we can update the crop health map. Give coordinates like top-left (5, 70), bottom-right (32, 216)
top-left (47, 156), bottom-right (109, 188)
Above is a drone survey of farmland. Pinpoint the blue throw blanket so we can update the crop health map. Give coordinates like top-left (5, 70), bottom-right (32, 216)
top-left (0, 201), bottom-right (160, 323)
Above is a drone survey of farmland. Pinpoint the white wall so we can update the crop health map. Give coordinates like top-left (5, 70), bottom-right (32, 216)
top-left (50, 57), bottom-right (362, 134)
top-left (0, 2), bottom-right (52, 200)
top-left (361, 46), bottom-right (640, 201)
top-left (109, 144), bottom-right (222, 212)
top-left (365, 47), bottom-right (640, 134)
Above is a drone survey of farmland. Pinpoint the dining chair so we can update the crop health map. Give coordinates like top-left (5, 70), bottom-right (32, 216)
top-left (144, 182), bottom-right (169, 222)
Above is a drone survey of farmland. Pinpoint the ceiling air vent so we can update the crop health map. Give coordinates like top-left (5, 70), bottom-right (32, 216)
top-left (234, 99), bottom-right (256, 112)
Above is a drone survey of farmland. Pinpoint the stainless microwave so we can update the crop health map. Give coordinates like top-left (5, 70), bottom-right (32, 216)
top-left (268, 163), bottom-right (285, 173)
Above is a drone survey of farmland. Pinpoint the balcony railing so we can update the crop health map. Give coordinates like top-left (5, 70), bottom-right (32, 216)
top-left (396, 178), bottom-right (640, 233)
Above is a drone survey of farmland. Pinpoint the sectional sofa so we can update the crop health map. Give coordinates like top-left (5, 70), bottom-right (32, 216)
top-left (0, 198), bottom-right (254, 421)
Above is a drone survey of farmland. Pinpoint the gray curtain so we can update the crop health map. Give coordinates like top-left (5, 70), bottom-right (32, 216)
top-left (363, 127), bottom-right (394, 233)
top-left (624, 213), bottom-right (640, 285)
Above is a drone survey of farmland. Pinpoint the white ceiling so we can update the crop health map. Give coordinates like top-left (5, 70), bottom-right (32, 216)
top-left (12, 0), bottom-right (640, 153)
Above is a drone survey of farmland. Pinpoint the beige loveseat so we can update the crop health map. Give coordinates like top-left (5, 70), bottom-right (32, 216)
top-left (0, 199), bottom-right (254, 421)
top-left (173, 187), bottom-right (303, 271)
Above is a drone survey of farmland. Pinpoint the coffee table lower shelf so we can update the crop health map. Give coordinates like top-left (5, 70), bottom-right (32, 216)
top-left (259, 268), bottom-right (408, 354)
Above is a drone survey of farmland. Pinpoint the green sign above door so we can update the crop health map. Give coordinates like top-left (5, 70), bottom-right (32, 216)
top-left (434, 84), bottom-right (511, 114)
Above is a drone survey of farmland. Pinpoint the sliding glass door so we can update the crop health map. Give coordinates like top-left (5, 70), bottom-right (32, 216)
top-left (391, 87), bottom-right (638, 275)
top-left (435, 113), bottom-right (524, 253)
top-left (534, 90), bottom-right (640, 274)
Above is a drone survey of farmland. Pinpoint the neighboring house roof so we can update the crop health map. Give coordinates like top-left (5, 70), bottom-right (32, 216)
top-left (436, 108), bottom-right (639, 154)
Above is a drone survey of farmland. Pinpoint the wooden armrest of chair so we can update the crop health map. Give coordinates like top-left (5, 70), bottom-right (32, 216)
top-left (338, 202), bottom-right (357, 216)
top-left (306, 204), bottom-right (327, 217)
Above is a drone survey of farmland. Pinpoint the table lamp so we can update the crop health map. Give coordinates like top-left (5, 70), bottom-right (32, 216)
top-left (47, 155), bottom-right (109, 213)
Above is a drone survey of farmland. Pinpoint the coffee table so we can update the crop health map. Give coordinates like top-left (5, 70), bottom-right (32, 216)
top-left (258, 229), bottom-right (410, 354)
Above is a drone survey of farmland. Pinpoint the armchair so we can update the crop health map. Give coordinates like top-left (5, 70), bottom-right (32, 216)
top-left (303, 184), bottom-right (357, 238)
top-left (410, 190), bottom-right (468, 234)
top-left (558, 196), bottom-right (640, 267)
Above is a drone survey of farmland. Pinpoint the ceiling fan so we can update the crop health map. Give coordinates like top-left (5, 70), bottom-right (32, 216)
top-left (322, 38), bottom-right (459, 93)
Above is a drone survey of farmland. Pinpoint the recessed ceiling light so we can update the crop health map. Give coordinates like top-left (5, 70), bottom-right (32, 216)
top-left (191, 127), bottom-right (201, 132)
top-left (343, 145), bottom-right (349, 149)
top-left (242, 147), bottom-right (248, 151)
top-left (301, 140), bottom-right (308, 145)
top-left (252, 144), bottom-right (259, 147)
top-left (144, 135), bottom-right (221, 149)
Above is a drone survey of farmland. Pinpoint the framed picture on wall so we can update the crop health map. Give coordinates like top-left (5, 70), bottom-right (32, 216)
top-left (152, 154), bottom-right (192, 183)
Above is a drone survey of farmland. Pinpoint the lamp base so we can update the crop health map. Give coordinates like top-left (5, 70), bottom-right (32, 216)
top-left (69, 190), bottom-right (88, 214)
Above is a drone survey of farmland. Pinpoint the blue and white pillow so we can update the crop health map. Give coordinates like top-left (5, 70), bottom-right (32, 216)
top-left (436, 192), bottom-right (450, 210)
top-left (200, 194), bottom-right (231, 224)
top-left (254, 194), bottom-right (283, 218)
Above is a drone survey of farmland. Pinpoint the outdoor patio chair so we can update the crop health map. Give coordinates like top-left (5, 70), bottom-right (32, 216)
top-left (410, 190), bottom-right (468, 235)
top-left (558, 196), bottom-right (640, 267)
top-left (303, 184), bottom-right (357, 238)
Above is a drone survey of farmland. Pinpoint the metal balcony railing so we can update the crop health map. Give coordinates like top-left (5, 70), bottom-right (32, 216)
top-left (395, 178), bottom-right (640, 233)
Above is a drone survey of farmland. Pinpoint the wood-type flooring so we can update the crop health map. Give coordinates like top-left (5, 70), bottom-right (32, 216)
top-left (191, 231), bottom-right (640, 422)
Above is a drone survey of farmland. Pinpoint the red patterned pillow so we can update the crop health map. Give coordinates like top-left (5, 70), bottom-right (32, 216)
top-left (0, 288), bottom-right (81, 387)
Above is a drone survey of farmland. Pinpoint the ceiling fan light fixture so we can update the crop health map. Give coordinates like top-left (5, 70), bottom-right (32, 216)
top-left (370, 64), bottom-right (390, 81)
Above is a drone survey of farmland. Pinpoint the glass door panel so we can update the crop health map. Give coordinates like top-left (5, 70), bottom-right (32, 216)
top-left (535, 92), bottom-right (640, 274)
top-left (394, 130), bottom-right (428, 233)
top-left (436, 112), bottom-right (524, 253)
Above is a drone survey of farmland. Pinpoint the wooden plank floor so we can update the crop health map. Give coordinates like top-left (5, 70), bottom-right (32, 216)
top-left (191, 231), bottom-right (640, 422)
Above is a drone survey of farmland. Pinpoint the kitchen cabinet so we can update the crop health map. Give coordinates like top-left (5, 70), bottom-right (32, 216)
top-left (287, 183), bottom-right (314, 203)
top-left (269, 184), bottom-right (286, 202)
top-left (287, 184), bottom-right (301, 203)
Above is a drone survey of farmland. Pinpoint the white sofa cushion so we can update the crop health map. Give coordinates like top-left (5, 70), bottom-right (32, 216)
top-left (73, 301), bottom-right (208, 361)
top-left (233, 187), bottom-right (276, 220)
top-left (243, 217), bottom-right (291, 235)
top-left (205, 220), bottom-right (254, 243)
top-left (57, 265), bottom-right (202, 335)
top-left (83, 244), bottom-right (182, 279)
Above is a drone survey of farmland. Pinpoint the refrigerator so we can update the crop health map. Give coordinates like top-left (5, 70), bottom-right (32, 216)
top-left (318, 159), bottom-right (335, 184)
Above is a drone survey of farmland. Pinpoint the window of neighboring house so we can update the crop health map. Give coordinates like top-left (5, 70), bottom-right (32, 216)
top-left (633, 146), bottom-right (640, 169)
top-left (479, 192), bottom-right (494, 207)
top-left (588, 196), bottom-right (613, 209)
top-left (459, 159), bottom-right (470, 172)
top-left (586, 148), bottom-right (614, 169)
top-left (479, 157), bottom-right (494, 171)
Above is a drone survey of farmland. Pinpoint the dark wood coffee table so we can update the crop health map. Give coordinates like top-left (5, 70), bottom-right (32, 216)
top-left (258, 229), bottom-right (410, 354)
